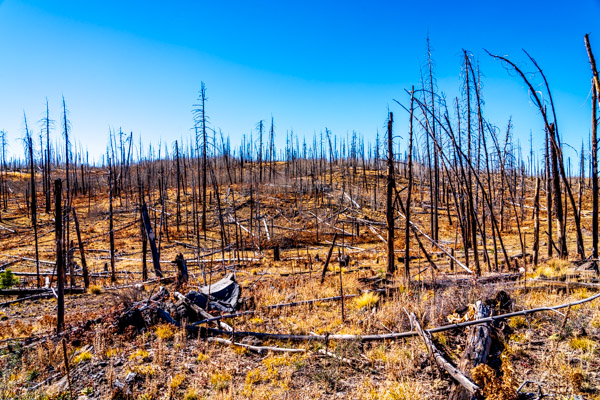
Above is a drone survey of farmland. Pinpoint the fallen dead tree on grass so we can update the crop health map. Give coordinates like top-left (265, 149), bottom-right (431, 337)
top-left (197, 290), bottom-right (600, 342)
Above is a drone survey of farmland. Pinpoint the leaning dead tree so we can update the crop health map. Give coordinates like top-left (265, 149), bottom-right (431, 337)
top-left (487, 50), bottom-right (585, 260)
top-left (585, 33), bottom-right (600, 260)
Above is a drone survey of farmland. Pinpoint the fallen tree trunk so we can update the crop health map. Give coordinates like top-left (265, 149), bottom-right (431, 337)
top-left (0, 287), bottom-right (85, 297)
top-left (203, 290), bottom-right (600, 342)
top-left (208, 337), bottom-right (305, 354)
top-left (410, 312), bottom-right (481, 396)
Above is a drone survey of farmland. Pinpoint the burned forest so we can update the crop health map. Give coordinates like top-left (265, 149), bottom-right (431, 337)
top-left (2, 37), bottom-right (600, 400)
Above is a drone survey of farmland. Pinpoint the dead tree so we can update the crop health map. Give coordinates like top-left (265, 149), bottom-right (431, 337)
top-left (42, 98), bottom-right (52, 213)
top-left (386, 112), bottom-right (396, 275)
top-left (585, 34), bottom-right (600, 259)
top-left (533, 176), bottom-right (541, 266)
top-left (175, 140), bottom-right (181, 232)
top-left (55, 179), bottom-right (64, 334)
top-left (62, 97), bottom-right (71, 272)
top-left (141, 203), bottom-right (163, 278)
top-left (24, 115), bottom-right (41, 288)
top-left (193, 83), bottom-right (208, 233)
top-left (545, 129), bottom-right (553, 257)
top-left (593, 83), bottom-right (598, 259)
top-left (109, 157), bottom-right (116, 282)
top-left (72, 208), bottom-right (89, 288)
top-left (405, 88), bottom-right (415, 281)
top-left (488, 50), bottom-right (585, 259)
top-left (449, 302), bottom-right (492, 400)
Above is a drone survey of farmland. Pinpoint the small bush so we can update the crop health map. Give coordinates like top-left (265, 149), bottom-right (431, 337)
top-left (73, 350), bottom-right (92, 364)
top-left (508, 316), bottom-right (527, 329)
top-left (210, 371), bottom-right (231, 391)
top-left (155, 324), bottom-right (175, 341)
top-left (183, 388), bottom-right (203, 400)
top-left (353, 292), bottom-right (379, 310)
top-left (569, 337), bottom-right (597, 353)
top-left (88, 285), bottom-right (102, 295)
top-left (169, 373), bottom-right (185, 389)
top-left (129, 349), bottom-right (149, 361)
top-left (0, 269), bottom-right (19, 289)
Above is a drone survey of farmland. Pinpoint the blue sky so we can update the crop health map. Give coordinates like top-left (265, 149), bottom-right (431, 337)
top-left (0, 0), bottom-right (599, 165)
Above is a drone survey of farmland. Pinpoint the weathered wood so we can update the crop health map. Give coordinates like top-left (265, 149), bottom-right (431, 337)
top-left (0, 287), bottom-right (85, 297)
top-left (174, 253), bottom-right (188, 285)
top-left (55, 179), bottom-right (64, 334)
top-left (72, 208), bottom-right (89, 288)
top-left (141, 203), bottom-right (163, 278)
top-left (206, 289), bottom-right (600, 342)
top-left (449, 301), bottom-right (492, 400)
top-left (109, 158), bottom-right (116, 282)
top-left (533, 177), bottom-right (541, 266)
top-left (320, 232), bottom-right (338, 284)
top-left (405, 87), bottom-right (415, 281)
top-left (208, 337), bottom-right (305, 354)
top-left (386, 112), bottom-right (395, 275)
top-left (173, 291), bottom-right (232, 332)
top-left (410, 312), bottom-right (480, 396)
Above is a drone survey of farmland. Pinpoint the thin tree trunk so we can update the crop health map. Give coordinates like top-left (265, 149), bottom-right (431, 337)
top-left (55, 179), bottom-right (64, 334)
top-left (386, 112), bottom-right (396, 275)
top-left (405, 88), bottom-right (415, 281)
top-left (593, 83), bottom-right (598, 259)
top-left (72, 208), bottom-right (89, 288)
top-left (533, 177), bottom-right (541, 266)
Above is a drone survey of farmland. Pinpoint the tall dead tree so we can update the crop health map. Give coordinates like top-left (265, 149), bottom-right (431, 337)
top-left (72, 209), bottom-right (89, 288)
top-left (585, 34), bottom-right (600, 259)
top-left (533, 176), bottom-right (541, 266)
top-left (593, 83), bottom-right (598, 259)
top-left (386, 112), bottom-right (396, 275)
top-left (405, 88), bottom-right (415, 281)
top-left (109, 156), bottom-right (116, 282)
top-left (62, 97), bottom-right (71, 271)
top-left (175, 140), bottom-right (181, 232)
top-left (42, 98), bottom-right (52, 213)
top-left (258, 120), bottom-right (264, 183)
top-left (193, 83), bottom-right (208, 233)
top-left (545, 129), bottom-right (553, 257)
top-left (488, 50), bottom-right (585, 259)
top-left (549, 123), bottom-right (567, 258)
top-left (24, 114), bottom-right (41, 288)
top-left (55, 179), bottom-right (64, 334)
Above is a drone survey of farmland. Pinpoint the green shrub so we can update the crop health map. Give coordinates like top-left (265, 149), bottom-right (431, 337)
top-left (0, 269), bottom-right (19, 289)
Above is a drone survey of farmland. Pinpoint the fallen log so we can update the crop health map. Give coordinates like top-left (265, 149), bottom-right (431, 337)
top-left (0, 287), bottom-right (85, 297)
top-left (205, 290), bottom-right (600, 342)
top-left (208, 337), bottom-right (305, 354)
top-left (0, 293), bottom-right (54, 307)
top-left (410, 312), bottom-right (481, 396)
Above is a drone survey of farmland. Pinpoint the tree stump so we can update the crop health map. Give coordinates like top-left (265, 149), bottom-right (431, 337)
top-left (449, 301), bottom-right (492, 400)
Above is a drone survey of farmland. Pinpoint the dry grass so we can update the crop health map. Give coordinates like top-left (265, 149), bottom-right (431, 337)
top-left (0, 167), bottom-right (599, 399)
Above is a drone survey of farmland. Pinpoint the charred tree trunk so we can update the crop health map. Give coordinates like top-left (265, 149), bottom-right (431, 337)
top-left (593, 83), bottom-right (599, 259)
top-left (546, 130), bottom-right (553, 257)
top-left (109, 159), bottom-right (116, 282)
top-left (386, 112), bottom-right (396, 276)
top-left (405, 89), bottom-right (415, 281)
top-left (533, 176), bottom-right (541, 266)
top-left (72, 208), bottom-right (89, 288)
top-left (585, 34), bottom-right (600, 259)
top-left (55, 179), bottom-right (64, 334)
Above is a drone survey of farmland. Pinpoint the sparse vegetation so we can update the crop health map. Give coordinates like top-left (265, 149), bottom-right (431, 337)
top-left (0, 32), bottom-right (599, 400)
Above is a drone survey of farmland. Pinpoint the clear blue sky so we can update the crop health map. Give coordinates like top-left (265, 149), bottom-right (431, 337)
top-left (0, 0), bottom-right (599, 166)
